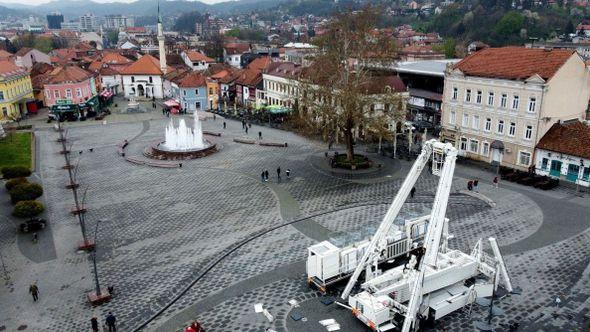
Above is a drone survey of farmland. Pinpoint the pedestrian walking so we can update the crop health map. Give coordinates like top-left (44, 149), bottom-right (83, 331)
top-left (32, 232), bottom-right (38, 243)
top-left (277, 167), bottom-right (281, 180)
top-left (493, 176), bottom-right (499, 188)
top-left (223, 121), bottom-right (226, 129)
top-left (90, 317), bottom-right (99, 332)
top-left (467, 180), bottom-right (473, 191)
top-left (162, 109), bottom-right (165, 115)
top-left (245, 126), bottom-right (248, 134)
top-left (264, 170), bottom-right (269, 182)
top-left (286, 169), bottom-right (291, 179)
top-left (213, 114), bottom-right (216, 121)
top-left (29, 283), bottom-right (39, 302)
top-left (261, 171), bottom-right (265, 182)
top-left (410, 187), bottom-right (416, 198)
top-left (473, 179), bottom-right (479, 191)
top-left (258, 131), bottom-right (262, 139)
top-left (105, 312), bottom-right (117, 332)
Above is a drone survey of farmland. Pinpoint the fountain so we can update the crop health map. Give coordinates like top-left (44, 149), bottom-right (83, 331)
top-left (146, 112), bottom-right (217, 160)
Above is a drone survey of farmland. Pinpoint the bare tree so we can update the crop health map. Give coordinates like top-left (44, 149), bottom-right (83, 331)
top-left (295, 6), bottom-right (407, 162)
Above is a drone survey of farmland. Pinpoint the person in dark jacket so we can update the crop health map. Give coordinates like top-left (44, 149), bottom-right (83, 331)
top-left (106, 312), bottom-right (117, 332)
top-left (90, 317), bottom-right (99, 332)
top-left (29, 283), bottom-right (39, 301)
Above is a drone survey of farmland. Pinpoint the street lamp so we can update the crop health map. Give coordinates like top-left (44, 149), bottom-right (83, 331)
top-left (87, 219), bottom-right (112, 305)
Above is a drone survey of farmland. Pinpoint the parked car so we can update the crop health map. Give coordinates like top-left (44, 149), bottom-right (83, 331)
top-left (19, 218), bottom-right (47, 233)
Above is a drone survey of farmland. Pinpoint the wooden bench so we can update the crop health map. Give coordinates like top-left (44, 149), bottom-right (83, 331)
top-left (233, 138), bottom-right (257, 144)
top-left (125, 156), bottom-right (146, 165)
top-left (203, 131), bottom-right (222, 137)
top-left (259, 141), bottom-right (288, 147)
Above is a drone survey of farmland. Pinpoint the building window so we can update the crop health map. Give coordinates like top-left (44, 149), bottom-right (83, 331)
top-left (66, 89), bottom-right (72, 98)
top-left (76, 88), bottom-right (82, 97)
top-left (487, 92), bottom-right (494, 106)
top-left (485, 118), bottom-right (492, 132)
top-left (131, 76), bottom-right (135, 83)
top-left (528, 97), bottom-right (536, 113)
top-left (465, 89), bottom-right (471, 102)
top-left (183, 90), bottom-right (186, 96)
top-left (469, 139), bottom-right (479, 153)
top-left (149, 76), bottom-right (153, 83)
top-left (449, 111), bottom-right (456, 125)
top-left (541, 158), bottom-right (549, 170)
top-left (482, 142), bottom-right (490, 156)
top-left (500, 93), bottom-right (507, 108)
top-left (508, 122), bottom-right (516, 136)
top-left (196, 101), bottom-right (201, 109)
top-left (519, 151), bottom-right (531, 166)
top-left (583, 167), bottom-right (590, 181)
top-left (1, 107), bottom-right (7, 117)
top-left (462, 113), bottom-right (469, 127)
top-left (497, 120), bottom-right (504, 134)
top-left (0, 91), bottom-right (4, 100)
top-left (195, 89), bottom-right (199, 95)
top-left (54, 90), bottom-right (60, 99)
top-left (476, 90), bottom-right (482, 104)
top-left (524, 125), bottom-right (533, 140)
top-left (460, 137), bottom-right (467, 150)
top-left (209, 88), bottom-right (213, 95)
top-left (472, 115), bottom-right (480, 130)
top-left (512, 95), bottom-right (519, 110)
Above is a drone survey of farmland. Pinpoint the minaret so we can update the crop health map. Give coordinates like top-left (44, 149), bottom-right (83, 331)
top-left (157, 0), bottom-right (167, 74)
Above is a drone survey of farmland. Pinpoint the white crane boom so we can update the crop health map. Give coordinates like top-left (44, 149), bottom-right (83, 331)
top-left (401, 143), bottom-right (457, 332)
top-left (341, 140), bottom-right (451, 301)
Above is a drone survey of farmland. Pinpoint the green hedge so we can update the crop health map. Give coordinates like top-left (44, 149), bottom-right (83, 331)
top-left (12, 200), bottom-right (44, 218)
top-left (9, 183), bottom-right (43, 204)
top-left (1, 166), bottom-right (31, 179)
top-left (5, 177), bottom-right (29, 191)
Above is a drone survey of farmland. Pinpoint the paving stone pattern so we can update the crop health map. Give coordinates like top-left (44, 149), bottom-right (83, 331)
top-left (0, 115), bottom-right (587, 332)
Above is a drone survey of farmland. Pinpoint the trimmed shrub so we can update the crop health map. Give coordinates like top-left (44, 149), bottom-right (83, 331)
top-left (12, 200), bottom-right (44, 218)
top-left (5, 177), bottom-right (29, 191)
top-left (1, 166), bottom-right (31, 179)
top-left (9, 183), bottom-right (43, 204)
top-left (333, 154), bottom-right (372, 170)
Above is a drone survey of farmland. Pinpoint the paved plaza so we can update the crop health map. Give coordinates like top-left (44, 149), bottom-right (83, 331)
top-left (1, 108), bottom-right (589, 331)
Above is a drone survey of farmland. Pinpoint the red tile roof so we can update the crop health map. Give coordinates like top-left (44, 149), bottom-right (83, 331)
top-left (120, 54), bottom-right (163, 75)
top-left (174, 71), bottom-right (207, 88)
top-left (454, 47), bottom-right (575, 81)
top-left (536, 120), bottom-right (590, 159)
top-left (46, 65), bottom-right (93, 84)
top-left (0, 49), bottom-right (13, 60)
top-left (0, 60), bottom-right (27, 78)
top-left (185, 51), bottom-right (215, 63)
top-left (235, 68), bottom-right (262, 87)
top-left (265, 61), bottom-right (302, 79)
top-left (224, 43), bottom-right (250, 55)
top-left (15, 47), bottom-right (33, 57)
top-left (247, 56), bottom-right (272, 71)
top-left (102, 52), bottom-right (133, 65)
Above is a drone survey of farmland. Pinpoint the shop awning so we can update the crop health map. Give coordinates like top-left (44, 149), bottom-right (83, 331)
top-left (164, 99), bottom-right (180, 108)
top-left (100, 90), bottom-right (114, 98)
top-left (268, 107), bottom-right (291, 115)
top-left (50, 104), bottom-right (79, 113)
top-left (79, 95), bottom-right (99, 108)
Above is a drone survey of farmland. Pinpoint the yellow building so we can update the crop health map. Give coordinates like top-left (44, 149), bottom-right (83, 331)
top-left (0, 60), bottom-right (34, 121)
top-left (206, 79), bottom-right (219, 111)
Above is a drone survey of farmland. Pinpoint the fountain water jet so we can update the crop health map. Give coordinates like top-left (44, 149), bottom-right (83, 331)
top-left (145, 112), bottom-right (217, 160)
top-left (162, 112), bottom-right (206, 150)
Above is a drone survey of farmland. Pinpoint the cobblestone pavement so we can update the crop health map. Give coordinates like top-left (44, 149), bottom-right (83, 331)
top-left (0, 113), bottom-right (588, 332)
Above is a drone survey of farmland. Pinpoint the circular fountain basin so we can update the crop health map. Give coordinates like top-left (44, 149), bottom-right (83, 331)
top-left (146, 139), bottom-right (217, 160)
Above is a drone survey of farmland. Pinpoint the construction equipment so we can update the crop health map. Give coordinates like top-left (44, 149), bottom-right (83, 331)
top-left (306, 215), bottom-right (431, 293)
top-left (339, 139), bottom-right (512, 331)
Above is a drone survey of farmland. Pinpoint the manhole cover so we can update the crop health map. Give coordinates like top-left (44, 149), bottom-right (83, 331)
top-left (17, 325), bottom-right (27, 330)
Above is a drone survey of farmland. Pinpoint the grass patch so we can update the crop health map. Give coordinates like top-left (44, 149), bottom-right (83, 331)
top-left (0, 132), bottom-right (32, 169)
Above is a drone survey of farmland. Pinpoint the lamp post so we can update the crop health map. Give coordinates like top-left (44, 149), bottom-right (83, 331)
top-left (87, 219), bottom-right (111, 304)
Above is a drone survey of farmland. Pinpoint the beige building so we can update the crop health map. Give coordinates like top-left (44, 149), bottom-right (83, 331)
top-left (441, 47), bottom-right (590, 170)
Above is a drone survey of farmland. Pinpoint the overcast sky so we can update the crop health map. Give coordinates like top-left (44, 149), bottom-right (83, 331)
top-left (1, 0), bottom-right (227, 4)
